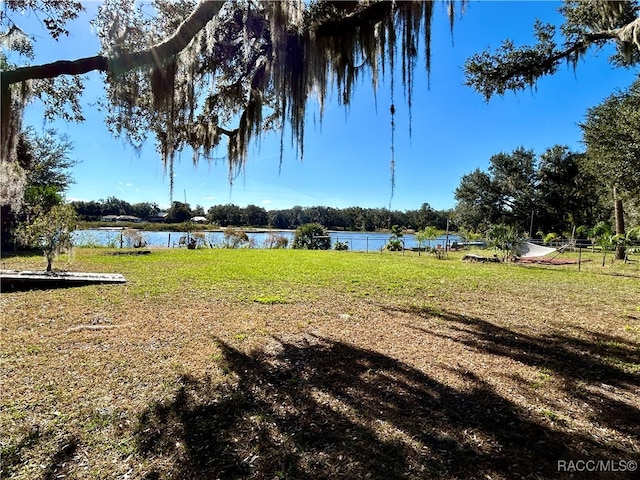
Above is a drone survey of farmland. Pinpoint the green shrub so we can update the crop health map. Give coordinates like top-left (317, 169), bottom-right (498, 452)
top-left (591, 221), bottom-right (614, 266)
top-left (334, 240), bottom-right (349, 251)
top-left (385, 239), bottom-right (403, 251)
top-left (292, 223), bottom-right (331, 250)
top-left (543, 232), bottom-right (558, 245)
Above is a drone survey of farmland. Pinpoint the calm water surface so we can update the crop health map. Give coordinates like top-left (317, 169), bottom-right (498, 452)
top-left (74, 229), bottom-right (459, 252)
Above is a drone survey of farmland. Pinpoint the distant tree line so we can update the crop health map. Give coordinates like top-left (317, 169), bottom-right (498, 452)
top-left (71, 198), bottom-right (452, 232)
top-left (70, 197), bottom-right (162, 221)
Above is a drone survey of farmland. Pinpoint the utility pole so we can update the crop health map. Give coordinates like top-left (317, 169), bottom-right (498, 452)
top-left (529, 209), bottom-right (534, 239)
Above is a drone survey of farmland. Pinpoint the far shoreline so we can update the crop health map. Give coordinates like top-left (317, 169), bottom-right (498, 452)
top-left (77, 221), bottom-right (425, 235)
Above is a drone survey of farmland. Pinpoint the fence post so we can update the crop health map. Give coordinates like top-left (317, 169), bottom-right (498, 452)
top-left (578, 246), bottom-right (582, 272)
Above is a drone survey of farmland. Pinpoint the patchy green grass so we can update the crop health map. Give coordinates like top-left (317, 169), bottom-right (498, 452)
top-left (253, 295), bottom-right (289, 305)
top-left (1, 247), bottom-right (639, 479)
top-left (532, 368), bottom-right (553, 389)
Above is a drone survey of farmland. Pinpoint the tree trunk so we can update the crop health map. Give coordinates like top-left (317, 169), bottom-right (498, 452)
top-left (614, 186), bottom-right (625, 260)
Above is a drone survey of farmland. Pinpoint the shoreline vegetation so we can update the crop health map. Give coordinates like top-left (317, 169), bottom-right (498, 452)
top-left (1, 248), bottom-right (638, 479)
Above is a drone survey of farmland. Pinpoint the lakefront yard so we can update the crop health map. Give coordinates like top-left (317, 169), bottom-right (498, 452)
top-left (1, 248), bottom-right (638, 479)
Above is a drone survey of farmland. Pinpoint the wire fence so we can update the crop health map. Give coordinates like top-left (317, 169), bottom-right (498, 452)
top-left (74, 229), bottom-right (461, 252)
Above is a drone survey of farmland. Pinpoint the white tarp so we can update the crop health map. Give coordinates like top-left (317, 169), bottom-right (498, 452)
top-left (515, 242), bottom-right (557, 258)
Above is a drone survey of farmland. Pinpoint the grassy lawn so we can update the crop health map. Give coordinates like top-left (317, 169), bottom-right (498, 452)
top-left (1, 248), bottom-right (639, 479)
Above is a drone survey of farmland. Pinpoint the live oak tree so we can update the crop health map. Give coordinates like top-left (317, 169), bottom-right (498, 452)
top-left (454, 148), bottom-right (537, 233)
top-left (534, 146), bottom-right (605, 235)
top-left (453, 146), bottom-right (605, 235)
top-left (165, 201), bottom-right (193, 223)
top-left (21, 129), bottom-right (77, 214)
top-left (464, 0), bottom-right (640, 100)
top-left (581, 77), bottom-right (640, 259)
top-left (2, 0), bottom-right (640, 208)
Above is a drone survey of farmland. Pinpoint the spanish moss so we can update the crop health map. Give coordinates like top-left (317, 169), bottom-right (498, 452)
top-left (2, 1), bottom-right (468, 201)
top-left (125, 0), bottom-right (445, 199)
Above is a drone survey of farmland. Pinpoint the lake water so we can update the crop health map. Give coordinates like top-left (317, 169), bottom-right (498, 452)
top-left (74, 229), bottom-right (460, 252)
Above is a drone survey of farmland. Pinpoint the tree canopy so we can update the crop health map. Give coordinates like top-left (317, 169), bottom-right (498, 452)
top-left (580, 75), bottom-right (640, 257)
top-left (70, 196), bottom-right (451, 232)
top-left (464, 0), bottom-right (640, 100)
top-left (0, 128), bottom-right (78, 250)
top-left (581, 76), bottom-right (640, 199)
top-left (453, 146), bottom-right (605, 235)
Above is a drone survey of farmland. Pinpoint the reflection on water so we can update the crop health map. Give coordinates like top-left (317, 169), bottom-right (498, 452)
top-left (73, 229), bottom-right (459, 252)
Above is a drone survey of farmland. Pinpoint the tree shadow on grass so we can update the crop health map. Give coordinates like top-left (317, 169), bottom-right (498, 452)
top-left (392, 305), bottom-right (640, 449)
top-left (133, 333), bottom-right (634, 480)
top-left (42, 436), bottom-right (78, 480)
top-left (0, 428), bottom-right (78, 480)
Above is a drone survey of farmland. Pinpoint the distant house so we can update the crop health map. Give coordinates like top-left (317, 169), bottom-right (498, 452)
top-left (148, 212), bottom-right (169, 223)
top-left (191, 216), bottom-right (208, 224)
top-left (117, 215), bottom-right (142, 223)
top-left (100, 215), bottom-right (142, 223)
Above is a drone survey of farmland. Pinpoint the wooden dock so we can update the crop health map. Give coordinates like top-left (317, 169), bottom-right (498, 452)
top-left (1, 270), bottom-right (126, 291)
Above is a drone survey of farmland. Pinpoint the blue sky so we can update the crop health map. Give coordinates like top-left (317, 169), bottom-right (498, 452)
top-left (15, 1), bottom-right (640, 211)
